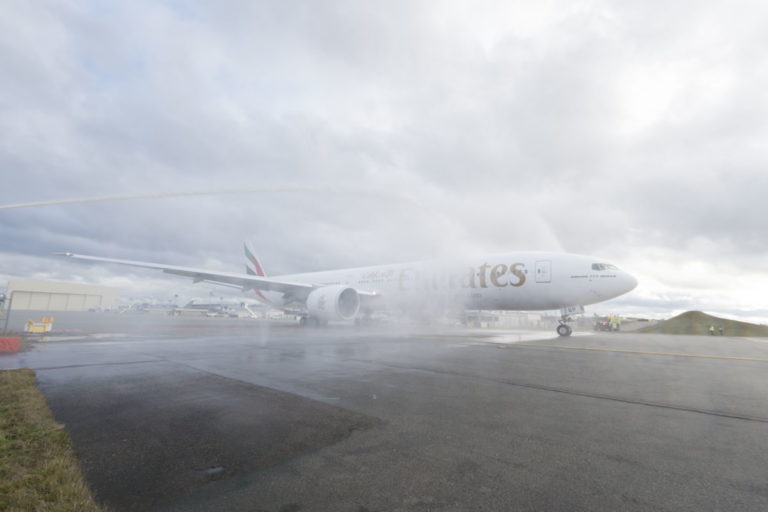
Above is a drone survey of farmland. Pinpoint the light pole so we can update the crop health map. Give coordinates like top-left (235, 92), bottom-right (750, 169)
top-left (2, 291), bottom-right (15, 334)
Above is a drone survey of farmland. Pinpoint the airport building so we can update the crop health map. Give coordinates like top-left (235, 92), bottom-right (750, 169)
top-left (4, 279), bottom-right (120, 312)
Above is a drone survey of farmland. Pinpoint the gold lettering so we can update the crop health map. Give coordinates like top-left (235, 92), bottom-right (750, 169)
top-left (461, 266), bottom-right (476, 288)
top-left (510, 263), bottom-right (526, 287)
top-left (478, 263), bottom-right (490, 288)
top-left (399, 268), bottom-right (417, 291)
top-left (430, 269), bottom-right (440, 290)
top-left (422, 269), bottom-right (436, 291)
top-left (448, 271), bottom-right (461, 289)
top-left (490, 264), bottom-right (508, 287)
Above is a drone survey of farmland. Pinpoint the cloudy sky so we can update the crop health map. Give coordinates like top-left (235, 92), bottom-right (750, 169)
top-left (2, 0), bottom-right (767, 321)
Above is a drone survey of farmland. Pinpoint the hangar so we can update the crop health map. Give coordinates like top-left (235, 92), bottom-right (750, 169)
top-left (4, 279), bottom-right (120, 312)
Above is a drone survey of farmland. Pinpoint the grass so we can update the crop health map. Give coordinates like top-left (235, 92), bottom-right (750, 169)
top-left (0, 369), bottom-right (104, 512)
top-left (637, 311), bottom-right (768, 337)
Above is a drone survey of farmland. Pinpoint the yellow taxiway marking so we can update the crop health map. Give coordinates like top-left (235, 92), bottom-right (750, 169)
top-left (513, 344), bottom-right (768, 362)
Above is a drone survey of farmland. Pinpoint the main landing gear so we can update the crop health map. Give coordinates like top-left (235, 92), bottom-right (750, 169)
top-left (299, 316), bottom-right (327, 327)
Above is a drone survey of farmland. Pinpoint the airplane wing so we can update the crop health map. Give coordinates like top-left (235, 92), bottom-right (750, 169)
top-left (57, 252), bottom-right (315, 296)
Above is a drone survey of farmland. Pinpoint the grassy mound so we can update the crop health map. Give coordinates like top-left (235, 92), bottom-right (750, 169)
top-left (0, 369), bottom-right (103, 512)
top-left (637, 311), bottom-right (768, 337)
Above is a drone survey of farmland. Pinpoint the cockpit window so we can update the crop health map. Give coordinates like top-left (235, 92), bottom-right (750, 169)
top-left (592, 263), bottom-right (618, 271)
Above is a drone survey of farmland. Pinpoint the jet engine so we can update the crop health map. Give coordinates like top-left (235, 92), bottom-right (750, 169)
top-left (305, 285), bottom-right (360, 321)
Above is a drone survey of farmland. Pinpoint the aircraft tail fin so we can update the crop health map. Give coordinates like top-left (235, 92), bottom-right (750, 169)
top-left (244, 242), bottom-right (273, 305)
top-left (244, 241), bottom-right (267, 277)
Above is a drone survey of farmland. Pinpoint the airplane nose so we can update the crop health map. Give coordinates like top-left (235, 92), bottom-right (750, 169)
top-left (625, 272), bottom-right (638, 292)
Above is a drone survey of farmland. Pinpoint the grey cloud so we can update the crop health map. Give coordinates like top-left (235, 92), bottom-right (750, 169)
top-left (2, 0), bottom-right (768, 320)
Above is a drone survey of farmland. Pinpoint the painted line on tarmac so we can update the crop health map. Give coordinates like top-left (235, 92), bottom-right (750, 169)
top-left (512, 344), bottom-right (768, 362)
top-left (30, 359), bottom-right (164, 371)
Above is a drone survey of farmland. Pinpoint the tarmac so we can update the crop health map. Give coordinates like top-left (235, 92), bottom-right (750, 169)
top-left (2, 314), bottom-right (768, 511)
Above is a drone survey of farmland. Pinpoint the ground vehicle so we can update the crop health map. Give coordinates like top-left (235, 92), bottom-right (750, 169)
top-left (594, 315), bottom-right (622, 331)
top-left (594, 316), bottom-right (613, 331)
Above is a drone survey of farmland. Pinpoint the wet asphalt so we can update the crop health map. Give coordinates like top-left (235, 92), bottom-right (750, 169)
top-left (2, 315), bottom-right (768, 511)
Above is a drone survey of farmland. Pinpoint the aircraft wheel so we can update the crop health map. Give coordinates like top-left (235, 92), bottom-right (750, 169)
top-left (299, 317), bottom-right (307, 327)
top-left (556, 324), bottom-right (572, 337)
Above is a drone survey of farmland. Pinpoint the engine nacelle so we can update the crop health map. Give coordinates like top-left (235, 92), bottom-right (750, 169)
top-left (305, 285), bottom-right (360, 321)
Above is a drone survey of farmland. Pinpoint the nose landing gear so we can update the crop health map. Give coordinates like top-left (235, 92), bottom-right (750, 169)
top-left (556, 305), bottom-right (583, 337)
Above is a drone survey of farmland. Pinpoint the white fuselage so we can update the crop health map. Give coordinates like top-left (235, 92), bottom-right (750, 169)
top-left (259, 252), bottom-right (638, 313)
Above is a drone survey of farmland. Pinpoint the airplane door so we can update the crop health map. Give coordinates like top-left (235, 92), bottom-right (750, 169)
top-left (535, 260), bottom-right (551, 283)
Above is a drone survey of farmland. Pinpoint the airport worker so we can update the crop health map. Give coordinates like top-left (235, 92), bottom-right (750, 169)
top-left (709, 325), bottom-right (715, 336)
top-left (718, 326), bottom-right (724, 336)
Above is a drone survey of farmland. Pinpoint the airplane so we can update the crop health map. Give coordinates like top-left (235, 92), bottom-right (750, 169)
top-left (58, 243), bottom-right (638, 336)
